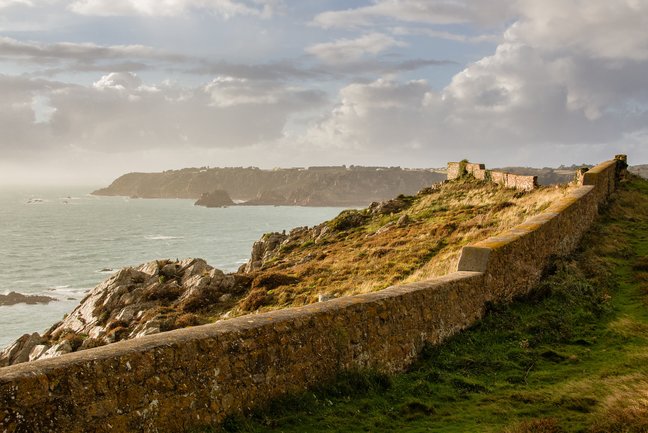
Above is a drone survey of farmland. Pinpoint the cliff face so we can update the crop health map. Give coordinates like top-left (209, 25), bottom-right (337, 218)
top-left (92, 166), bottom-right (446, 206)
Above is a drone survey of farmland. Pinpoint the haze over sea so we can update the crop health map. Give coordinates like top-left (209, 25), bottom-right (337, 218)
top-left (0, 186), bottom-right (345, 349)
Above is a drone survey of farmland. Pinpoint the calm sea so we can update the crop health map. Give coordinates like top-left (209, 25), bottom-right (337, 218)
top-left (0, 186), bottom-right (345, 349)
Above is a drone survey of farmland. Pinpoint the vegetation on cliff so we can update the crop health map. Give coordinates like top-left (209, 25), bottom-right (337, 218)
top-left (208, 175), bottom-right (648, 433)
top-left (235, 178), bottom-right (573, 313)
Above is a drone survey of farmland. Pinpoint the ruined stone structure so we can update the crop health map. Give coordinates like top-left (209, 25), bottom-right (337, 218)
top-left (0, 156), bottom-right (627, 433)
top-left (447, 161), bottom-right (539, 191)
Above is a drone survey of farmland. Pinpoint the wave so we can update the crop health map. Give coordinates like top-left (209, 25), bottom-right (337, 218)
top-left (145, 235), bottom-right (184, 240)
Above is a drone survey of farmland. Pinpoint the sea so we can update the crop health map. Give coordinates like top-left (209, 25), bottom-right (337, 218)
top-left (0, 186), bottom-right (346, 350)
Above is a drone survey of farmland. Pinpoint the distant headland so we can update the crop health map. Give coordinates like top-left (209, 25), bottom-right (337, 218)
top-left (91, 166), bottom-right (447, 207)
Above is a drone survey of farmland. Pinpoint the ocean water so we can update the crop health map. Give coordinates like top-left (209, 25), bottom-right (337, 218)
top-left (0, 186), bottom-right (346, 349)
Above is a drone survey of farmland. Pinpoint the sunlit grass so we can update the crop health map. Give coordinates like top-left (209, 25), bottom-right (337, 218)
top-left (230, 178), bottom-right (575, 315)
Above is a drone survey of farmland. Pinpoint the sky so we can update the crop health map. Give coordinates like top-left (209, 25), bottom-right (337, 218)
top-left (0, 0), bottom-right (647, 185)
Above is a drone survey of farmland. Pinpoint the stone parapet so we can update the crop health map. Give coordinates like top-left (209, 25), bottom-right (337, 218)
top-left (457, 157), bottom-right (624, 300)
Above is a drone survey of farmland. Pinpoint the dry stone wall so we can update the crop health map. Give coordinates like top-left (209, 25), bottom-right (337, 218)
top-left (0, 156), bottom-right (627, 433)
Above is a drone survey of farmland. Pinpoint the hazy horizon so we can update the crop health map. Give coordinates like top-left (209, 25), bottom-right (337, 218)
top-left (1, 1), bottom-right (647, 185)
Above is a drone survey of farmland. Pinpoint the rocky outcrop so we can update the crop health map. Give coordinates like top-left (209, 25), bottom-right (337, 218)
top-left (0, 291), bottom-right (57, 306)
top-left (194, 189), bottom-right (234, 208)
top-left (0, 258), bottom-right (254, 367)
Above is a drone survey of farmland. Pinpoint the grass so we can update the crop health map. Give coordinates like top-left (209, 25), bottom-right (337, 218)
top-left (231, 178), bottom-right (575, 316)
top-left (204, 174), bottom-right (648, 433)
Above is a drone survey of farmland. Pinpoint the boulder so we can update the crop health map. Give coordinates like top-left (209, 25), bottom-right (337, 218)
top-left (243, 232), bottom-right (288, 272)
top-left (0, 332), bottom-right (45, 366)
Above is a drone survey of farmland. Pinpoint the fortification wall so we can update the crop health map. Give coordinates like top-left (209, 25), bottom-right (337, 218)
top-left (0, 156), bottom-right (626, 433)
top-left (447, 161), bottom-right (538, 191)
top-left (458, 157), bottom-right (623, 300)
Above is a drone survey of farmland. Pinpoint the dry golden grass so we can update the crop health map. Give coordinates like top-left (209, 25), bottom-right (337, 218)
top-left (233, 178), bottom-right (576, 315)
top-left (503, 418), bottom-right (564, 433)
top-left (589, 379), bottom-right (648, 433)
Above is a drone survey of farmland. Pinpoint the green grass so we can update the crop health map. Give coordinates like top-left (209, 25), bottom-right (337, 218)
top-left (206, 175), bottom-right (648, 433)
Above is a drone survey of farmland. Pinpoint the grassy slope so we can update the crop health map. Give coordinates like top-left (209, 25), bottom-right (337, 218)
top-left (210, 174), bottom-right (648, 433)
top-left (232, 179), bottom-right (571, 316)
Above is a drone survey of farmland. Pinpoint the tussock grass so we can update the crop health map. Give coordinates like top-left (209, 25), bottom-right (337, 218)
top-left (241, 179), bottom-right (575, 313)
top-left (205, 175), bottom-right (648, 432)
top-left (589, 380), bottom-right (648, 433)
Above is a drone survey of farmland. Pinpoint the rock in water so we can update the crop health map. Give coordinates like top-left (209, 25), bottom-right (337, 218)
top-left (0, 291), bottom-right (57, 306)
top-left (194, 189), bottom-right (234, 208)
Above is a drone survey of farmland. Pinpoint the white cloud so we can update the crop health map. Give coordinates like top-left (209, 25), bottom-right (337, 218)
top-left (93, 71), bottom-right (143, 90)
top-left (511, 0), bottom-right (648, 61)
top-left (306, 78), bottom-right (433, 151)
top-left (391, 26), bottom-right (499, 44)
top-left (68, 0), bottom-right (281, 18)
top-left (313, 0), bottom-right (516, 29)
top-left (301, 0), bottom-right (648, 166)
top-left (0, 72), bottom-right (326, 160)
top-left (306, 32), bottom-right (406, 64)
top-left (0, 0), bottom-right (32, 7)
top-left (203, 76), bottom-right (316, 107)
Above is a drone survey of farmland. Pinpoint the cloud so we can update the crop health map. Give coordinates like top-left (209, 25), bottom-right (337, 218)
top-left (302, 32), bottom-right (455, 77)
top-left (312, 0), bottom-right (516, 29)
top-left (0, 36), bottom-right (190, 76)
top-left (0, 36), bottom-right (187, 63)
top-left (391, 26), bottom-right (499, 44)
top-left (92, 71), bottom-right (143, 90)
top-left (0, 0), bottom-right (32, 7)
top-left (306, 32), bottom-right (406, 64)
top-left (0, 72), bottom-right (326, 160)
top-left (68, 0), bottom-right (282, 18)
top-left (511, 0), bottom-right (648, 61)
top-left (304, 0), bottom-right (648, 166)
top-left (305, 71), bottom-right (647, 167)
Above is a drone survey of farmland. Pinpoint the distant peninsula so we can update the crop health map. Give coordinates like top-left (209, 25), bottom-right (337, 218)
top-left (93, 166), bottom-right (447, 207)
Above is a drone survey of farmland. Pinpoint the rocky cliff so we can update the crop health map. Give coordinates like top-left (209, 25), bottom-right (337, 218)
top-left (92, 166), bottom-right (446, 206)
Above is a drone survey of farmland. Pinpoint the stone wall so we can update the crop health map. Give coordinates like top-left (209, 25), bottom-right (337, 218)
top-left (457, 156), bottom-right (624, 300)
top-left (0, 156), bottom-right (627, 433)
top-left (447, 161), bottom-right (538, 191)
top-left (0, 273), bottom-right (485, 433)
